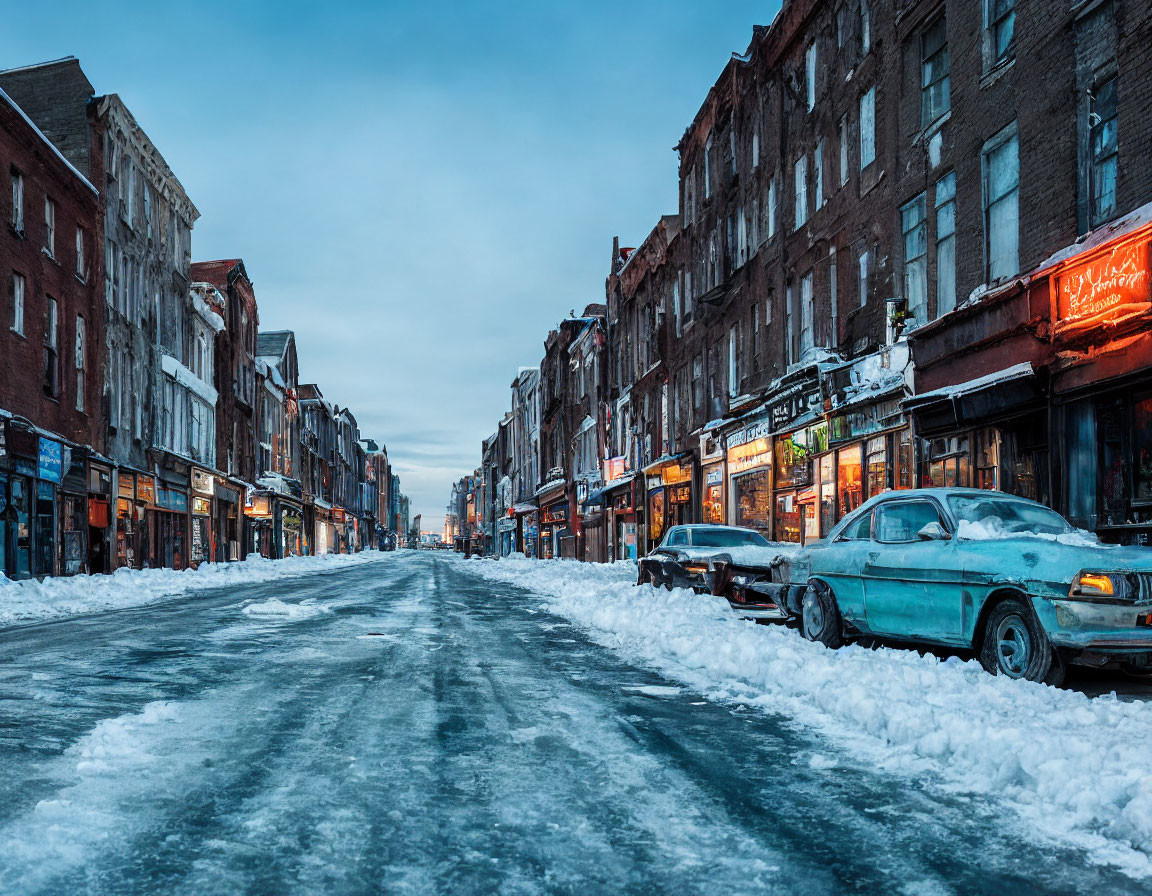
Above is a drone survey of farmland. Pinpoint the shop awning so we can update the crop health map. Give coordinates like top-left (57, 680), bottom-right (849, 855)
top-left (510, 502), bottom-right (537, 515)
top-left (904, 362), bottom-right (1043, 436)
top-left (642, 452), bottom-right (692, 474)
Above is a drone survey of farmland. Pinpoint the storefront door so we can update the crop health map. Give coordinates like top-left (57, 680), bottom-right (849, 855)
top-left (8, 476), bottom-right (32, 579)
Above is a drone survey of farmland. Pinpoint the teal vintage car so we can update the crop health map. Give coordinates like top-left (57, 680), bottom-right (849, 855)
top-left (792, 488), bottom-right (1152, 684)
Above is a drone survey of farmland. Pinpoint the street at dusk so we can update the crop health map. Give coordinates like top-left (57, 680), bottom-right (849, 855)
top-left (6, 0), bottom-right (1152, 893)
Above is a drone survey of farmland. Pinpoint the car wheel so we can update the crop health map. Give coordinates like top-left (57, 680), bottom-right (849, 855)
top-left (801, 582), bottom-right (843, 649)
top-left (979, 598), bottom-right (1056, 683)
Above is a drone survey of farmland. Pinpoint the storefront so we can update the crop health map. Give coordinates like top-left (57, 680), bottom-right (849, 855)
top-left (153, 471), bottom-right (189, 570)
top-left (509, 502), bottom-right (537, 557)
top-left (190, 467), bottom-right (215, 568)
top-left (0, 425), bottom-right (69, 580)
top-left (87, 461), bottom-right (113, 574)
top-left (600, 473), bottom-right (638, 562)
top-left (215, 479), bottom-right (244, 562)
top-left (724, 414), bottom-right (772, 533)
top-left (58, 446), bottom-right (87, 577)
top-left (697, 427), bottom-right (727, 526)
top-left (538, 494), bottom-right (568, 560)
top-left (497, 516), bottom-right (517, 557)
top-left (312, 499), bottom-right (333, 555)
top-left (643, 455), bottom-right (693, 551)
top-left (245, 492), bottom-right (274, 556)
top-left (773, 422), bottom-right (827, 544)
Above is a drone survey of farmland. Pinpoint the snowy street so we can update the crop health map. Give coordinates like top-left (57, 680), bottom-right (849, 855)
top-left (1, 552), bottom-right (1151, 895)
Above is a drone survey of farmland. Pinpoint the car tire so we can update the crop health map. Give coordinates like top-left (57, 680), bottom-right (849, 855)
top-left (979, 598), bottom-right (1057, 683)
top-left (801, 582), bottom-right (843, 649)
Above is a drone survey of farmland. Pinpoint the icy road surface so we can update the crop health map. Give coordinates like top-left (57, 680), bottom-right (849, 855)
top-left (0, 553), bottom-right (1145, 895)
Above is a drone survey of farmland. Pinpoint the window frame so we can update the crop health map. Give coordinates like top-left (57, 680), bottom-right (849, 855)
top-left (982, 122), bottom-right (1020, 282)
top-left (11, 271), bottom-right (25, 336)
top-left (873, 497), bottom-right (950, 545)
top-left (901, 192), bottom-right (928, 323)
top-left (920, 16), bottom-right (951, 128)
top-left (1089, 75), bottom-right (1118, 228)
top-left (859, 87), bottom-right (876, 169)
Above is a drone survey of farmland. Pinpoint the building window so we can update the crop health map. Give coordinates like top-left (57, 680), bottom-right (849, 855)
top-left (860, 87), bottom-right (876, 169)
top-left (901, 193), bottom-right (927, 324)
top-left (767, 176), bottom-right (778, 239)
top-left (839, 115), bottom-right (849, 185)
top-left (105, 241), bottom-right (115, 305)
top-left (986, 0), bottom-right (1015, 66)
top-left (11, 171), bottom-right (23, 233)
top-left (44, 296), bottom-right (58, 397)
top-left (800, 271), bottom-right (814, 357)
top-left (859, 250), bottom-right (870, 307)
top-left (673, 279), bottom-right (681, 337)
top-left (829, 248), bottom-right (839, 344)
top-left (815, 138), bottom-right (825, 208)
top-left (704, 135), bottom-right (713, 200)
top-left (752, 302), bottom-right (760, 360)
top-left (75, 316), bottom-right (86, 412)
top-left (752, 125), bottom-right (760, 169)
top-left (43, 196), bottom-right (55, 258)
top-left (983, 124), bottom-right (1019, 281)
top-left (921, 17), bottom-right (951, 127)
top-left (794, 154), bottom-right (809, 229)
top-left (861, 0), bottom-right (871, 54)
top-left (11, 272), bottom-right (24, 335)
top-left (75, 227), bottom-right (85, 279)
top-left (1090, 76), bottom-right (1118, 227)
top-left (805, 43), bottom-right (818, 112)
top-left (728, 325), bottom-right (738, 397)
top-left (935, 172), bottom-right (957, 315)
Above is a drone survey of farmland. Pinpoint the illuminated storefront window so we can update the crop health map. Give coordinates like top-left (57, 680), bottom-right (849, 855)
top-left (837, 444), bottom-right (863, 517)
top-left (734, 468), bottom-right (772, 531)
top-left (702, 464), bottom-right (724, 524)
top-left (865, 436), bottom-right (887, 498)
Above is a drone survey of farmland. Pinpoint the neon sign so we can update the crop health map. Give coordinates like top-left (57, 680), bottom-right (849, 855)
top-left (1057, 242), bottom-right (1151, 324)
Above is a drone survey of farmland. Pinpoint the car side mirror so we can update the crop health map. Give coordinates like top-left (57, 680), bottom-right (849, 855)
top-left (918, 521), bottom-right (949, 541)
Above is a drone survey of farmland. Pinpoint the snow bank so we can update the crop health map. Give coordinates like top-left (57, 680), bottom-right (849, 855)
top-left (0, 551), bottom-right (393, 629)
top-left (472, 556), bottom-right (1152, 878)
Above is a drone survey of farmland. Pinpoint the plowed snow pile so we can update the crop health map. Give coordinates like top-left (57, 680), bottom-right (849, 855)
top-left (473, 555), bottom-right (1152, 879)
top-left (0, 550), bottom-right (393, 628)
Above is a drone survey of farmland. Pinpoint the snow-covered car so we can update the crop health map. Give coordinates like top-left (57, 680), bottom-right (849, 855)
top-left (637, 525), bottom-right (800, 619)
top-left (793, 487), bottom-right (1152, 684)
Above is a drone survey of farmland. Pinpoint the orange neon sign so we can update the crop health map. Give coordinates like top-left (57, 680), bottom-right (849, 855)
top-left (1056, 242), bottom-right (1151, 325)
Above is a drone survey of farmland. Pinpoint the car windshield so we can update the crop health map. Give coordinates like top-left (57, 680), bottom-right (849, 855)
top-left (691, 529), bottom-right (770, 547)
top-left (948, 495), bottom-right (1073, 536)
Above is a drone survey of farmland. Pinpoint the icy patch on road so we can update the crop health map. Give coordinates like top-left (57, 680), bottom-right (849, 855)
top-left (0, 550), bottom-right (398, 629)
top-left (622, 684), bottom-right (683, 698)
top-left (471, 555), bottom-right (1152, 878)
top-left (242, 598), bottom-right (332, 619)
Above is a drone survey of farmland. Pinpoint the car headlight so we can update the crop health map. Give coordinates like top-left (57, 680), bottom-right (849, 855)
top-left (1069, 571), bottom-right (1133, 601)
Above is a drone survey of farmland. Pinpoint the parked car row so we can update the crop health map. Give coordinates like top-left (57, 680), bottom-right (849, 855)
top-left (639, 488), bottom-right (1152, 687)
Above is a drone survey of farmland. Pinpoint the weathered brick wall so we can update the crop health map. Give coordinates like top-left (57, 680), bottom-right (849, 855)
top-left (0, 92), bottom-right (104, 450)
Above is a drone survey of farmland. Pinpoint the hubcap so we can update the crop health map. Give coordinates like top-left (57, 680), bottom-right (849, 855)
top-left (803, 592), bottom-right (824, 639)
top-left (996, 615), bottom-right (1031, 677)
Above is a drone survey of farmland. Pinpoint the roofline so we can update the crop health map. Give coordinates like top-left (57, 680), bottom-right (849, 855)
top-left (0, 86), bottom-right (97, 196)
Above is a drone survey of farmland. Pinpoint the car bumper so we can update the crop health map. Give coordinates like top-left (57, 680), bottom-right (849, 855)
top-left (1034, 597), bottom-right (1152, 653)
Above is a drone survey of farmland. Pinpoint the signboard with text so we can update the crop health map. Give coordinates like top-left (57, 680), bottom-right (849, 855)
top-left (1056, 241), bottom-right (1151, 326)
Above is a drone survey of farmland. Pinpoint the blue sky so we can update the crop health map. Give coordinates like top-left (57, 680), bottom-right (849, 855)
top-left (2, 1), bottom-right (779, 531)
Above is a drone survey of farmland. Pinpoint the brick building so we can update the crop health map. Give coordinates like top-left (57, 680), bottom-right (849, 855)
top-left (0, 80), bottom-right (103, 579)
top-left (459, 0), bottom-right (1152, 557)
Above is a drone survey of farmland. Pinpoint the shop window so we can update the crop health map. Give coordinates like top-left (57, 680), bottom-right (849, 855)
top-left (926, 435), bottom-right (970, 488)
top-left (649, 488), bottom-right (665, 546)
top-left (36, 481), bottom-right (54, 577)
top-left (975, 428), bottom-right (1000, 490)
top-left (734, 468), bottom-right (772, 532)
top-left (1133, 395), bottom-right (1152, 507)
top-left (921, 17), bottom-right (950, 128)
top-left (703, 466), bottom-right (724, 524)
top-left (776, 432), bottom-right (814, 489)
top-left (775, 491), bottom-right (802, 543)
top-left (897, 429), bottom-right (914, 489)
top-left (866, 436), bottom-right (888, 497)
top-left (819, 453), bottom-right (836, 535)
top-left (935, 173), bottom-right (957, 316)
top-left (1089, 76), bottom-right (1118, 227)
top-left (838, 445), bottom-right (863, 517)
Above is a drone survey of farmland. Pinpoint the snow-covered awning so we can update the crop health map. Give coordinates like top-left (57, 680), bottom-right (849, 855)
top-left (161, 354), bottom-right (218, 406)
top-left (904, 362), bottom-right (1042, 437)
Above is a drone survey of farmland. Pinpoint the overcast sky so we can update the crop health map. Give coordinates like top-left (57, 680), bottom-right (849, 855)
top-left (3, 0), bottom-right (779, 531)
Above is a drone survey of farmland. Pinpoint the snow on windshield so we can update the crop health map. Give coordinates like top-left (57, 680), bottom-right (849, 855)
top-left (692, 529), bottom-right (770, 548)
top-left (948, 496), bottom-right (1106, 545)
